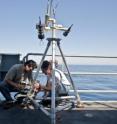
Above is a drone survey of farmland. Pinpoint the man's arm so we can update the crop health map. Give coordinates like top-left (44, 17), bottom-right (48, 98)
top-left (5, 79), bottom-right (24, 90)
top-left (34, 80), bottom-right (52, 92)
top-left (5, 79), bottom-right (17, 87)
top-left (41, 81), bottom-right (52, 91)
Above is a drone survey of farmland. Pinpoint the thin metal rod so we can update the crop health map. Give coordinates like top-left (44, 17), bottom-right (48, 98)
top-left (34, 41), bottom-right (51, 80)
top-left (28, 96), bottom-right (50, 116)
top-left (67, 72), bottom-right (117, 75)
top-left (82, 100), bottom-right (117, 103)
top-left (51, 19), bottom-right (56, 124)
top-left (65, 55), bottom-right (117, 58)
top-left (57, 41), bottom-right (81, 104)
top-left (36, 96), bottom-right (76, 100)
top-left (33, 70), bottom-right (117, 75)
top-left (70, 90), bottom-right (117, 93)
top-left (22, 53), bottom-right (117, 61)
top-left (50, 0), bottom-right (53, 16)
top-left (46, 0), bottom-right (50, 14)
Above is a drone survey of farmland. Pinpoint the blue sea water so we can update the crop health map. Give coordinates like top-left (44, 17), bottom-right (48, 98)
top-left (65, 65), bottom-right (117, 101)
top-left (0, 65), bottom-right (117, 101)
top-left (35, 65), bottom-right (117, 101)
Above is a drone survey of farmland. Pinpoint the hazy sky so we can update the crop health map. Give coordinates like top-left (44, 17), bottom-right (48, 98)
top-left (0, 0), bottom-right (117, 64)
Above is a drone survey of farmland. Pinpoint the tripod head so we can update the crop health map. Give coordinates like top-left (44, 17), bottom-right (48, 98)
top-left (36, 0), bottom-right (73, 40)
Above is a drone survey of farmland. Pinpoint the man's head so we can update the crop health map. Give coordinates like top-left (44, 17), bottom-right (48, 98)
top-left (41, 60), bottom-right (52, 75)
top-left (24, 60), bottom-right (37, 72)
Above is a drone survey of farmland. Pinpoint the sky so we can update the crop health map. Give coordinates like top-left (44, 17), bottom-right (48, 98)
top-left (0, 0), bottom-right (117, 65)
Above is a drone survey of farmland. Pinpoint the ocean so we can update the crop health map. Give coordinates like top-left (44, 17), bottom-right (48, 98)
top-left (63, 65), bottom-right (117, 101)
top-left (37, 65), bottom-right (117, 101)
top-left (0, 65), bottom-right (117, 101)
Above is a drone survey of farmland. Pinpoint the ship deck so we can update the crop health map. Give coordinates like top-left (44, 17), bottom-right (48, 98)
top-left (0, 101), bottom-right (117, 124)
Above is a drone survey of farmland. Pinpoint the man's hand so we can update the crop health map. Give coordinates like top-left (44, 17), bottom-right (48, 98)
top-left (34, 82), bottom-right (40, 92)
top-left (14, 83), bottom-right (25, 90)
top-left (33, 82), bottom-right (41, 92)
top-left (6, 80), bottom-right (25, 90)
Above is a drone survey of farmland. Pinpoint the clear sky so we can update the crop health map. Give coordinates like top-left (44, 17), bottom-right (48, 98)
top-left (0, 0), bottom-right (117, 64)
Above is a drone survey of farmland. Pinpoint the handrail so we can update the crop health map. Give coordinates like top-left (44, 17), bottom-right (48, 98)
top-left (33, 70), bottom-right (117, 75)
top-left (33, 71), bottom-right (117, 94)
top-left (70, 90), bottom-right (117, 93)
top-left (26, 53), bottom-right (117, 101)
top-left (22, 52), bottom-right (117, 62)
top-left (66, 72), bottom-right (117, 75)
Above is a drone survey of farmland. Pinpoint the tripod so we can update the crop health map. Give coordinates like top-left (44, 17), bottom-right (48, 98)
top-left (35, 7), bottom-right (81, 123)
top-left (34, 37), bottom-right (81, 104)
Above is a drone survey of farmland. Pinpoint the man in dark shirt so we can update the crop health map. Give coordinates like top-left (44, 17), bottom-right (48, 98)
top-left (0, 60), bottom-right (37, 102)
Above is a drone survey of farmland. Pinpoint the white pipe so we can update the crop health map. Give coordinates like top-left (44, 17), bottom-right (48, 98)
top-left (82, 100), bottom-right (117, 103)
top-left (51, 19), bottom-right (56, 124)
top-left (33, 70), bottom-right (117, 75)
top-left (70, 90), bottom-right (117, 93)
top-left (67, 72), bottom-right (117, 75)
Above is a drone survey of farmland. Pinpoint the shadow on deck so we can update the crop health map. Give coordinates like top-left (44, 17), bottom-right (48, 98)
top-left (0, 105), bottom-right (50, 124)
top-left (0, 102), bottom-right (117, 124)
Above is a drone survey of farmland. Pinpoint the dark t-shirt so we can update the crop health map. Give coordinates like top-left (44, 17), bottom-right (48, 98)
top-left (4, 64), bottom-right (33, 84)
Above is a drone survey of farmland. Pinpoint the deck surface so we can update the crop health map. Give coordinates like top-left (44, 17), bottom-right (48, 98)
top-left (58, 102), bottom-right (117, 124)
top-left (0, 101), bottom-right (117, 124)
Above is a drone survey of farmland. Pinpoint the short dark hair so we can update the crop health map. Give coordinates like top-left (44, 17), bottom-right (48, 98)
top-left (41, 60), bottom-right (51, 70)
top-left (24, 60), bottom-right (37, 69)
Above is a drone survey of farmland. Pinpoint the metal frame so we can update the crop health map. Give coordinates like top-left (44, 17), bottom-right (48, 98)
top-left (33, 36), bottom-right (81, 124)
top-left (34, 0), bottom-right (81, 123)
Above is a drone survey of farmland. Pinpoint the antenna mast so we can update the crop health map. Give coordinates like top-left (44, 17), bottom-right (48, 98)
top-left (35, 1), bottom-right (81, 124)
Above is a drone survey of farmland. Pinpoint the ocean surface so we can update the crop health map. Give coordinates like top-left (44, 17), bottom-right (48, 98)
top-left (63, 65), bottom-right (117, 101)
top-left (37, 65), bottom-right (117, 101)
top-left (0, 65), bottom-right (117, 101)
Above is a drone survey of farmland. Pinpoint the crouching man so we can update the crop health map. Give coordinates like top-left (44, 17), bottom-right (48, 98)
top-left (0, 60), bottom-right (37, 104)
top-left (34, 60), bottom-right (71, 106)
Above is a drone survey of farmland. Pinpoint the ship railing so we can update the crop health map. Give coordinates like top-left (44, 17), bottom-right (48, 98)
top-left (23, 53), bottom-right (117, 103)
